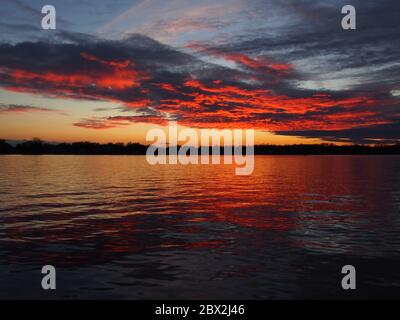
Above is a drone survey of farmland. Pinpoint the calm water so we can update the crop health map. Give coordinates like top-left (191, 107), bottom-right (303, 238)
top-left (0, 155), bottom-right (400, 299)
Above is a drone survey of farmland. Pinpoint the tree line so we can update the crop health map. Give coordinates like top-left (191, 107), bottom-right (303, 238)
top-left (1, 138), bottom-right (400, 155)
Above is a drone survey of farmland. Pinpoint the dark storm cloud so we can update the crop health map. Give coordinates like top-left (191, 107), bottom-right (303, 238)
top-left (0, 22), bottom-right (399, 143)
top-left (177, 0), bottom-right (400, 142)
top-left (215, 0), bottom-right (400, 90)
top-left (0, 33), bottom-right (206, 102)
top-left (0, 31), bottom-right (281, 104)
top-left (277, 121), bottom-right (400, 145)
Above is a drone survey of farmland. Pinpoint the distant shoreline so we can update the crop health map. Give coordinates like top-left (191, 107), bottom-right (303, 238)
top-left (2, 154), bottom-right (400, 157)
top-left (1, 139), bottom-right (400, 155)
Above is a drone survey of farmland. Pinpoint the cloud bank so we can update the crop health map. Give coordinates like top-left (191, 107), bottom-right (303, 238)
top-left (0, 0), bottom-right (399, 143)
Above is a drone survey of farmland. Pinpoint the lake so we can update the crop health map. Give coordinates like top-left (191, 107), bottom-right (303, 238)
top-left (0, 155), bottom-right (399, 299)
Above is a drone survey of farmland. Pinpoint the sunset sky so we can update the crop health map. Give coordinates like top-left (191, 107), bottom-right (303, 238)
top-left (0, 0), bottom-right (399, 144)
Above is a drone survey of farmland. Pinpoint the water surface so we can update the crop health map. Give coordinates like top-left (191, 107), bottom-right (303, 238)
top-left (0, 155), bottom-right (399, 299)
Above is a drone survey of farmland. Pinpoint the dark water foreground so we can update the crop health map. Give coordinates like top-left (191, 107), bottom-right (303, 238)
top-left (0, 155), bottom-right (399, 299)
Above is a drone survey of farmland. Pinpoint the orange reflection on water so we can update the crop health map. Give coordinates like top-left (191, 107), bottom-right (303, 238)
top-left (1, 155), bottom-right (400, 268)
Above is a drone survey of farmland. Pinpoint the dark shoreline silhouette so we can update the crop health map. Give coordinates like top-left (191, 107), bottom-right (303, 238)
top-left (1, 138), bottom-right (400, 155)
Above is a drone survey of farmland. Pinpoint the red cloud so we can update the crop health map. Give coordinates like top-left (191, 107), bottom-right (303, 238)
top-left (0, 52), bottom-right (147, 95)
top-left (80, 52), bottom-right (131, 69)
top-left (74, 75), bottom-right (385, 132)
top-left (7, 67), bottom-right (140, 91)
top-left (186, 43), bottom-right (293, 76)
top-left (0, 41), bottom-right (392, 135)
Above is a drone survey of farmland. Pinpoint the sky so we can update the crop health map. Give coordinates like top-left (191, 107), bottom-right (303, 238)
top-left (0, 0), bottom-right (399, 144)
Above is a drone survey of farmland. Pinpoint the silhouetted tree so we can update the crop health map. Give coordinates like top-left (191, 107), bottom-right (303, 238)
top-left (0, 139), bottom-right (13, 154)
top-left (3, 140), bottom-right (400, 155)
top-left (15, 138), bottom-right (46, 154)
